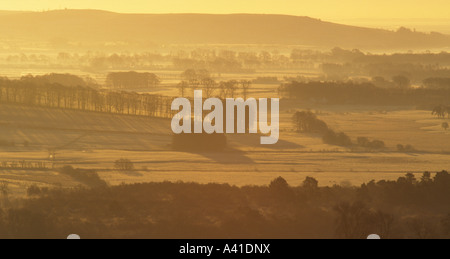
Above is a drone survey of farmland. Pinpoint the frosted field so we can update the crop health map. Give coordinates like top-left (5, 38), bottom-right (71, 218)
top-left (0, 103), bottom-right (449, 197)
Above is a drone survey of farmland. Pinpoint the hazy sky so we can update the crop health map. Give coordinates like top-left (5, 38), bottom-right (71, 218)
top-left (1, 0), bottom-right (450, 20)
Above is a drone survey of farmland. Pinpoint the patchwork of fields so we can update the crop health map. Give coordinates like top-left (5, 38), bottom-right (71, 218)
top-left (0, 102), bottom-right (449, 198)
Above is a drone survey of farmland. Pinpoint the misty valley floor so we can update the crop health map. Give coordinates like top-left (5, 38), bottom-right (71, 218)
top-left (0, 103), bottom-right (449, 198)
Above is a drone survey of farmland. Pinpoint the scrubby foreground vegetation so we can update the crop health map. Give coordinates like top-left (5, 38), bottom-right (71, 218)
top-left (0, 171), bottom-right (448, 239)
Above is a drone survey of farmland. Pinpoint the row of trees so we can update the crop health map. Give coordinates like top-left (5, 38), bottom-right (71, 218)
top-left (106, 71), bottom-right (160, 89)
top-left (280, 81), bottom-right (450, 106)
top-left (179, 69), bottom-right (252, 99)
top-left (7, 48), bottom-right (450, 77)
top-left (1, 171), bottom-right (449, 238)
top-left (292, 111), bottom-right (385, 149)
top-left (21, 73), bottom-right (97, 88)
top-left (59, 166), bottom-right (107, 188)
top-left (0, 76), bottom-right (174, 118)
top-left (432, 105), bottom-right (450, 118)
top-left (0, 161), bottom-right (47, 170)
top-left (423, 77), bottom-right (450, 89)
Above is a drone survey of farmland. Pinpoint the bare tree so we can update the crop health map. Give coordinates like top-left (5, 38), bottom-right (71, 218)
top-left (181, 69), bottom-right (199, 89)
top-left (432, 106), bottom-right (446, 118)
top-left (225, 80), bottom-right (238, 98)
top-left (218, 81), bottom-right (228, 99)
top-left (241, 80), bottom-right (252, 99)
top-left (0, 181), bottom-right (8, 197)
top-left (392, 75), bottom-right (411, 89)
top-left (178, 81), bottom-right (189, 97)
top-left (0, 181), bottom-right (9, 207)
top-left (202, 78), bottom-right (217, 98)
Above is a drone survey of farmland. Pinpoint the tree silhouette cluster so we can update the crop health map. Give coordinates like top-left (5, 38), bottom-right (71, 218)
top-left (423, 77), bottom-right (450, 89)
top-left (432, 105), bottom-right (450, 118)
top-left (178, 69), bottom-right (252, 99)
top-left (293, 111), bottom-right (384, 149)
top-left (59, 166), bottom-right (107, 188)
top-left (292, 111), bottom-right (328, 133)
top-left (280, 81), bottom-right (450, 106)
top-left (252, 77), bottom-right (280, 84)
top-left (0, 160), bottom-right (47, 170)
top-left (0, 171), bottom-right (448, 239)
top-left (0, 75), bottom-right (174, 118)
top-left (106, 71), bottom-right (160, 89)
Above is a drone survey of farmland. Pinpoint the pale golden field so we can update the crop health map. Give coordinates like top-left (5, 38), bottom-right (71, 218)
top-left (0, 101), bottom-right (449, 198)
top-left (0, 101), bottom-right (450, 199)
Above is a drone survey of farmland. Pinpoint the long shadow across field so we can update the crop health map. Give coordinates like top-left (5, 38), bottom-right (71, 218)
top-left (184, 134), bottom-right (304, 165)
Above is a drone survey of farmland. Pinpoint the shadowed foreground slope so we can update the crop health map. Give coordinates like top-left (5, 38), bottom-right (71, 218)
top-left (0, 172), bottom-right (448, 239)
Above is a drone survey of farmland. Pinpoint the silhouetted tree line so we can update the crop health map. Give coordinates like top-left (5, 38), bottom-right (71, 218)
top-left (0, 171), bottom-right (448, 239)
top-left (84, 53), bottom-right (165, 70)
top-left (173, 58), bottom-right (247, 73)
top-left (423, 77), bottom-right (450, 89)
top-left (5, 52), bottom-right (165, 71)
top-left (397, 144), bottom-right (416, 152)
top-left (321, 62), bottom-right (450, 84)
top-left (432, 105), bottom-right (450, 118)
top-left (0, 76), bottom-right (174, 118)
top-left (7, 49), bottom-right (450, 75)
top-left (356, 137), bottom-right (385, 150)
top-left (59, 166), bottom-right (107, 188)
top-left (21, 73), bottom-right (98, 88)
top-left (173, 49), bottom-right (294, 72)
top-left (0, 161), bottom-right (47, 170)
top-left (281, 81), bottom-right (450, 106)
top-left (314, 48), bottom-right (450, 83)
top-left (296, 47), bottom-right (450, 65)
top-left (114, 159), bottom-right (135, 171)
top-left (293, 111), bottom-right (385, 149)
top-left (106, 71), bottom-right (160, 89)
top-left (363, 63), bottom-right (450, 84)
top-left (180, 69), bottom-right (211, 92)
top-left (252, 77), bottom-right (280, 84)
top-left (178, 69), bottom-right (252, 99)
top-left (292, 111), bottom-right (328, 133)
top-left (322, 130), bottom-right (353, 147)
top-left (37, 50), bottom-right (292, 72)
top-left (354, 50), bottom-right (450, 65)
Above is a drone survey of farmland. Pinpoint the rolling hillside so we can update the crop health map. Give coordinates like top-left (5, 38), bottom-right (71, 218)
top-left (0, 9), bottom-right (448, 49)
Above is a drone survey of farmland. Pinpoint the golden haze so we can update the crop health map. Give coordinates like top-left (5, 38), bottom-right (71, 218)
top-left (1, 0), bottom-right (450, 19)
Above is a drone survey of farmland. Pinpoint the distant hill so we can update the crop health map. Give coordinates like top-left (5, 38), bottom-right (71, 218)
top-left (0, 9), bottom-right (449, 49)
top-left (0, 10), bottom-right (29, 16)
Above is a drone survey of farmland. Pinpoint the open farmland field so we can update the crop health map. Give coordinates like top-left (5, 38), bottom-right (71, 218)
top-left (1, 8), bottom-right (450, 239)
top-left (0, 103), bottom-right (448, 198)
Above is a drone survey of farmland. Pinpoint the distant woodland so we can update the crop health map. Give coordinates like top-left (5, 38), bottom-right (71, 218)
top-left (1, 70), bottom-right (449, 123)
top-left (5, 48), bottom-right (450, 77)
top-left (280, 81), bottom-right (450, 106)
top-left (0, 170), bottom-right (448, 239)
